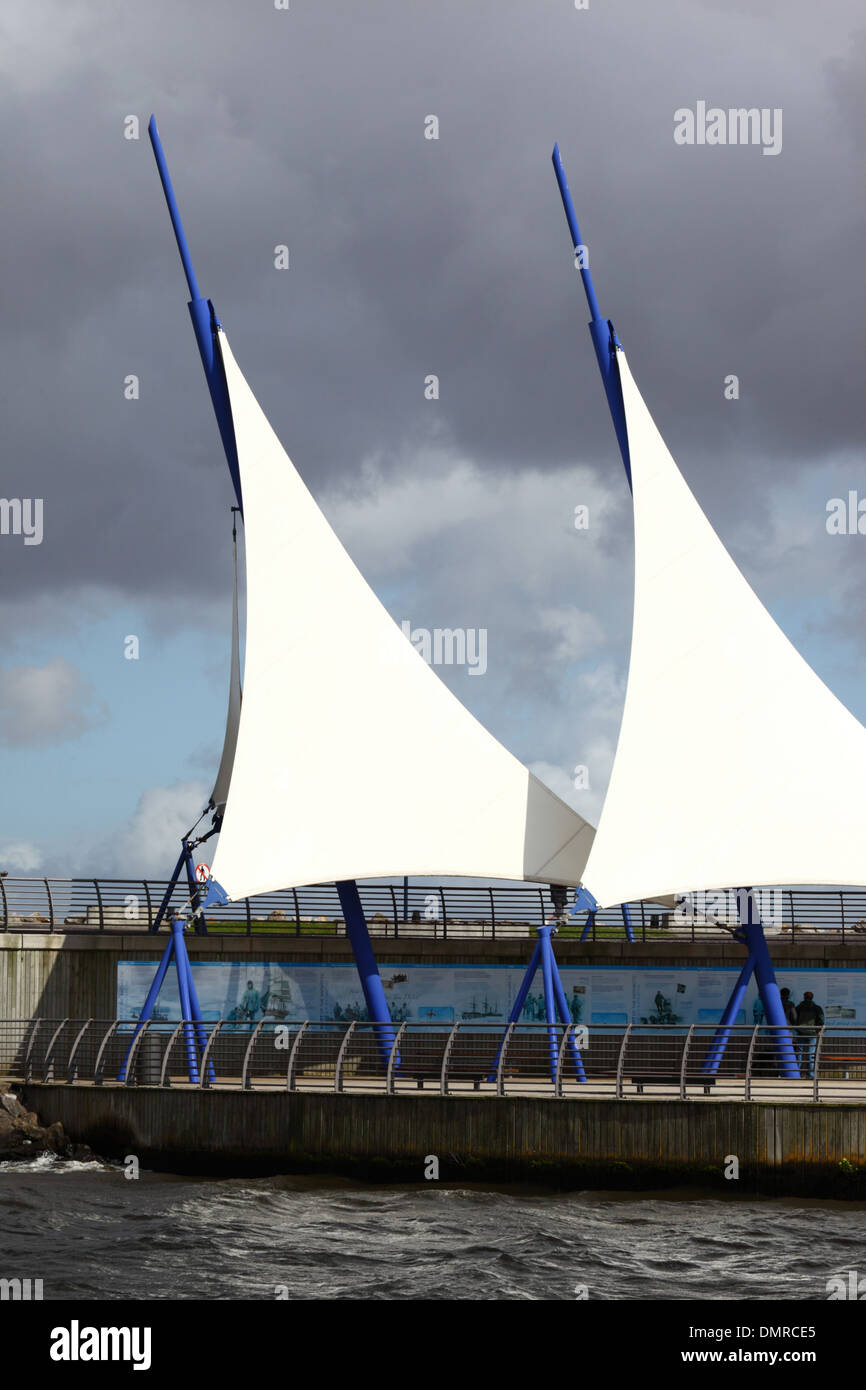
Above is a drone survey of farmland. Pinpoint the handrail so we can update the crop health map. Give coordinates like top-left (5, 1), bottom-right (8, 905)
top-left (386, 1022), bottom-right (407, 1094)
top-left (2, 877), bottom-right (865, 940)
top-left (4, 1020), bottom-right (866, 1103)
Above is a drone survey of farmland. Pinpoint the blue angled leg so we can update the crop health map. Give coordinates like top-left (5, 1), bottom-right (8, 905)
top-left (702, 952), bottom-right (755, 1075)
top-left (336, 880), bottom-right (397, 1067)
top-left (151, 848), bottom-right (186, 934)
top-left (550, 949), bottom-right (586, 1082)
top-left (175, 926), bottom-right (215, 1084)
top-left (172, 920), bottom-right (200, 1083)
top-left (749, 915), bottom-right (799, 1079)
top-left (539, 926), bottom-right (560, 1083)
top-left (487, 936), bottom-right (542, 1081)
top-left (118, 931), bottom-right (175, 1081)
top-left (621, 903), bottom-right (635, 943)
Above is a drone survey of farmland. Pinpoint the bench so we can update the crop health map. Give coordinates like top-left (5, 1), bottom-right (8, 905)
top-left (827, 1055), bottom-right (866, 1080)
top-left (632, 1075), bottom-right (716, 1095)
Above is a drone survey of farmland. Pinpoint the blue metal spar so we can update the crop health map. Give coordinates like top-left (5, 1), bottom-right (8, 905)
top-left (551, 143), bottom-right (632, 491)
top-left (148, 115), bottom-right (243, 513)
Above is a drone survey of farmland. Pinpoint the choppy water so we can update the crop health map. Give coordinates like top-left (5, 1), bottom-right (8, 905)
top-left (2, 1156), bottom-right (865, 1300)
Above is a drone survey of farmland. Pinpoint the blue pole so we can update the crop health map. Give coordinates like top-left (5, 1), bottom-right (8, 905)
top-left (147, 116), bottom-right (243, 510)
top-left (336, 880), bottom-right (397, 1064)
top-left (747, 917), bottom-right (799, 1080)
top-left (117, 932), bottom-right (175, 1081)
top-left (539, 926), bottom-right (560, 1082)
top-left (579, 908), bottom-right (596, 942)
top-left (549, 946), bottom-right (586, 1082)
top-left (551, 143), bottom-right (602, 323)
top-left (174, 927), bottom-right (216, 1084)
top-left (147, 115), bottom-right (201, 301)
top-left (486, 936), bottom-right (543, 1081)
top-left (551, 143), bottom-right (632, 489)
top-left (701, 952), bottom-right (755, 1076)
top-left (172, 919), bottom-right (200, 1083)
top-left (151, 847), bottom-right (186, 933)
top-left (621, 902), bottom-right (635, 943)
top-left (182, 839), bottom-right (207, 936)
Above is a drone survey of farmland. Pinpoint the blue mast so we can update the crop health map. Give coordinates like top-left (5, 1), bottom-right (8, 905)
top-left (551, 143), bottom-right (631, 491)
top-left (148, 115), bottom-right (243, 512)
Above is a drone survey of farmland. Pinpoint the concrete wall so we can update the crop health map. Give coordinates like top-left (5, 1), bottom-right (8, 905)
top-left (2, 931), bottom-right (864, 1020)
top-left (20, 1083), bottom-right (866, 1195)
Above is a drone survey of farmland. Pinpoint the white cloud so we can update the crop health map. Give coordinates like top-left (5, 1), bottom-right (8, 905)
top-left (99, 780), bottom-right (210, 878)
top-left (538, 606), bottom-right (605, 663)
top-left (0, 656), bottom-right (107, 746)
top-left (0, 840), bottom-right (42, 872)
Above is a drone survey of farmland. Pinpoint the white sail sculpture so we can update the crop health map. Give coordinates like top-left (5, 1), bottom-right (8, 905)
top-left (206, 330), bottom-right (595, 900)
top-left (580, 350), bottom-right (866, 909)
top-left (550, 141), bottom-right (862, 1068)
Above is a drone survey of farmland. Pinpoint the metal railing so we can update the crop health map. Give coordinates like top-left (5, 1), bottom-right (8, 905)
top-left (2, 878), bottom-right (866, 941)
top-left (2, 1020), bottom-right (865, 1102)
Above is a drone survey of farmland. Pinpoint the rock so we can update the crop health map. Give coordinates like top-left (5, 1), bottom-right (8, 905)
top-left (0, 1091), bottom-right (96, 1163)
top-left (27, 912), bottom-right (49, 923)
top-left (267, 909), bottom-right (288, 921)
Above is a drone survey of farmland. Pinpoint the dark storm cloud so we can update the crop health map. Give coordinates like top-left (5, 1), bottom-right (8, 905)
top-left (0, 0), bottom-right (863, 615)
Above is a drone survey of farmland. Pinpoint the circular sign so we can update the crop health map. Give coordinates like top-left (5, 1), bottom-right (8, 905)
top-left (194, 863), bottom-right (211, 883)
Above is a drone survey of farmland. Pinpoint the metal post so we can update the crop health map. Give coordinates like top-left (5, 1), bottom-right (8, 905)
top-left (182, 839), bottom-right (207, 936)
top-left (286, 1021), bottom-right (309, 1091)
top-left (615, 1025), bottom-right (632, 1100)
top-left (173, 921), bottom-right (200, 1084)
top-left (679, 1025), bottom-right (694, 1101)
top-left (152, 849), bottom-right (186, 934)
top-left (386, 1021), bottom-right (407, 1094)
top-left (117, 932), bottom-right (175, 1080)
top-left (702, 951), bottom-right (755, 1076)
top-left (175, 927), bottom-right (215, 1083)
top-left (147, 115), bottom-right (242, 509)
top-left (551, 142), bottom-right (632, 488)
top-left (539, 926), bottom-right (560, 1082)
top-left (335, 880), bottom-right (397, 1065)
top-left (548, 942), bottom-right (586, 1082)
top-left (621, 902), bottom-right (635, 943)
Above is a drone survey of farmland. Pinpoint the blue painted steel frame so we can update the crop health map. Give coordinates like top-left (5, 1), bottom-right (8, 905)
top-left (118, 917), bottom-right (214, 1084)
top-left (491, 924), bottom-right (586, 1084)
top-left (702, 890), bottom-right (799, 1078)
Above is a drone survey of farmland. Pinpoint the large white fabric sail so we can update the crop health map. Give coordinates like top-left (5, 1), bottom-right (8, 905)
top-left (208, 330), bottom-right (594, 900)
top-left (583, 349), bottom-right (866, 909)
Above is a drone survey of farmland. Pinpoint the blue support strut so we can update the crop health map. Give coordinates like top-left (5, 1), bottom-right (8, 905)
top-left (491, 925), bottom-right (586, 1084)
top-left (336, 880), bottom-right (398, 1066)
top-left (118, 917), bottom-right (211, 1084)
top-left (703, 890), bottom-right (799, 1079)
top-left (551, 143), bottom-right (632, 491)
top-left (148, 115), bottom-right (243, 512)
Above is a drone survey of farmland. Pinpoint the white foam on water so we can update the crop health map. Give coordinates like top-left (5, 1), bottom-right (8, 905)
top-left (0, 1151), bottom-right (108, 1175)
